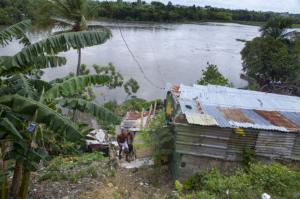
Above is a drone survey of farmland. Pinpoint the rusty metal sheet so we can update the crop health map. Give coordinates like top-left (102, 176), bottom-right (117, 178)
top-left (255, 110), bottom-right (299, 130)
top-left (170, 84), bottom-right (300, 132)
top-left (218, 108), bottom-right (253, 123)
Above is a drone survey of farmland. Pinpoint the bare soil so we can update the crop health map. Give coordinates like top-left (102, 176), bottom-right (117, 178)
top-left (79, 166), bottom-right (173, 199)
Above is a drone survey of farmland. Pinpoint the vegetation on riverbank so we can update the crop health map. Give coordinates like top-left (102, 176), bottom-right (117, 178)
top-left (241, 17), bottom-right (300, 95)
top-left (1, 0), bottom-right (300, 198)
top-left (1, 0), bottom-right (300, 27)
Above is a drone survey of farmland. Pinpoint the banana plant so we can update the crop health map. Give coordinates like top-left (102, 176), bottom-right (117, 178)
top-left (38, 0), bottom-right (112, 75)
top-left (0, 21), bottom-right (118, 199)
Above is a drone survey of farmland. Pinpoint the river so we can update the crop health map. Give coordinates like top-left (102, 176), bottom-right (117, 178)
top-left (1, 21), bottom-right (261, 103)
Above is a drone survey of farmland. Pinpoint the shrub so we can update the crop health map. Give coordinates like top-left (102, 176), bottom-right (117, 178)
top-left (38, 152), bottom-right (108, 182)
top-left (197, 63), bottom-right (232, 87)
top-left (141, 111), bottom-right (173, 165)
top-left (182, 163), bottom-right (300, 199)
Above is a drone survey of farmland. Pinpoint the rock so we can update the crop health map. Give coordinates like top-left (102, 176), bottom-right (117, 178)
top-left (107, 183), bottom-right (114, 188)
top-left (139, 182), bottom-right (144, 186)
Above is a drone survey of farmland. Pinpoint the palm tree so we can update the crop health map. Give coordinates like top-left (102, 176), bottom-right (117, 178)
top-left (42, 0), bottom-right (111, 75)
top-left (0, 21), bottom-right (119, 199)
top-left (260, 17), bottom-right (292, 39)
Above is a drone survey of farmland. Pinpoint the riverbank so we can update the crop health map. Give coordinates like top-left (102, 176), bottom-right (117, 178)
top-left (96, 17), bottom-right (300, 28)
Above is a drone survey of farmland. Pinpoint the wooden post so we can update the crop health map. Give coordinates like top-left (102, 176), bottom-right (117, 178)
top-left (153, 101), bottom-right (157, 116)
top-left (140, 108), bottom-right (144, 130)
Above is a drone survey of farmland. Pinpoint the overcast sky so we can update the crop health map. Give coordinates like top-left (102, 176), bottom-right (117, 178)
top-left (123, 0), bottom-right (300, 14)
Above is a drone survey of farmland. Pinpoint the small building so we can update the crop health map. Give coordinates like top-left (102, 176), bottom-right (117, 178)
top-left (121, 110), bottom-right (155, 132)
top-left (120, 110), bottom-right (156, 159)
top-left (166, 84), bottom-right (300, 181)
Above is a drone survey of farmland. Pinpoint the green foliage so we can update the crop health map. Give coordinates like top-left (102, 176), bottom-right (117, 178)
top-left (197, 63), bottom-right (231, 86)
top-left (93, 63), bottom-right (124, 89)
top-left (95, 1), bottom-right (283, 23)
top-left (0, 20), bottom-right (31, 47)
top-left (48, 152), bottom-right (107, 170)
top-left (184, 191), bottom-right (218, 199)
top-left (2, 0), bottom-right (300, 27)
top-left (13, 31), bottom-right (110, 67)
top-left (260, 17), bottom-right (292, 39)
top-left (241, 36), bottom-right (300, 81)
top-left (117, 98), bottom-right (149, 115)
top-left (0, 20), bottom-right (119, 198)
top-left (141, 111), bottom-right (173, 165)
top-left (175, 180), bottom-right (183, 192)
top-left (58, 98), bottom-right (121, 125)
top-left (0, 95), bottom-right (82, 142)
top-left (182, 163), bottom-right (300, 199)
top-left (124, 78), bottom-right (140, 96)
top-left (242, 147), bottom-right (255, 171)
top-left (241, 17), bottom-right (300, 91)
top-left (113, 98), bottom-right (162, 116)
top-left (183, 171), bottom-right (207, 191)
top-left (39, 152), bottom-right (108, 182)
top-left (45, 75), bottom-right (110, 100)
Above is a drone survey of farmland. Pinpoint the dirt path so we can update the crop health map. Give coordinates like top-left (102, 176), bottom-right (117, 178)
top-left (79, 165), bottom-right (173, 199)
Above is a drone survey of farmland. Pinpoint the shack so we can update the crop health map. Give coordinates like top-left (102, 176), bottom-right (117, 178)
top-left (121, 111), bottom-right (151, 132)
top-left (166, 84), bottom-right (300, 180)
top-left (121, 103), bottom-right (156, 132)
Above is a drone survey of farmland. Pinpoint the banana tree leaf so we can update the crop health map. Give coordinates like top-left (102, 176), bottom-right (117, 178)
top-left (58, 98), bottom-right (121, 125)
top-left (30, 79), bottom-right (52, 93)
top-left (0, 20), bottom-right (31, 47)
top-left (0, 55), bottom-right (66, 75)
top-left (0, 95), bottom-right (82, 142)
top-left (13, 30), bottom-right (111, 67)
top-left (45, 75), bottom-right (110, 99)
top-left (0, 118), bottom-right (23, 139)
top-left (0, 75), bottom-right (36, 99)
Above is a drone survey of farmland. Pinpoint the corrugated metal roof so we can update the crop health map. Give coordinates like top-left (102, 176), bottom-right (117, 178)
top-left (172, 84), bottom-right (300, 132)
top-left (190, 84), bottom-right (300, 112)
top-left (185, 113), bottom-right (218, 126)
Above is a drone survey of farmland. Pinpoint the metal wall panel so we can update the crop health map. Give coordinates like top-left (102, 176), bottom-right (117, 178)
top-left (255, 131), bottom-right (296, 159)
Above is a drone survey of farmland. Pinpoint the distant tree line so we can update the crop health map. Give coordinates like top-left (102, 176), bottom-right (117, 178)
top-left (1, 0), bottom-right (300, 25)
top-left (95, 1), bottom-right (298, 23)
top-left (0, 0), bottom-right (45, 25)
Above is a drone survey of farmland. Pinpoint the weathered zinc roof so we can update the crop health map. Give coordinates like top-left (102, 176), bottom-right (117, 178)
top-left (173, 84), bottom-right (300, 132)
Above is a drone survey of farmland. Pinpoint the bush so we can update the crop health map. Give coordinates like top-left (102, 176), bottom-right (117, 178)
top-left (38, 152), bottom-right (108, 182)
top-left (197, 63), bottom-right (232, 87)
top-left (182, 163), bottom-right (300, 199)
top-left (141, 111), bottom-right (173, 165)
top-left (184, 191), bottom-right (218, 199)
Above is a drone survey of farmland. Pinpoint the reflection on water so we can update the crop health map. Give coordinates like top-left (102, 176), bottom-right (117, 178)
top-left (0, 22), bottom-right (261, 103)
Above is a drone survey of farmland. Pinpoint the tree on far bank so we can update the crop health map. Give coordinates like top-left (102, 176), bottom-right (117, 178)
top-left (197, 63), bottom-right (231, 87)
